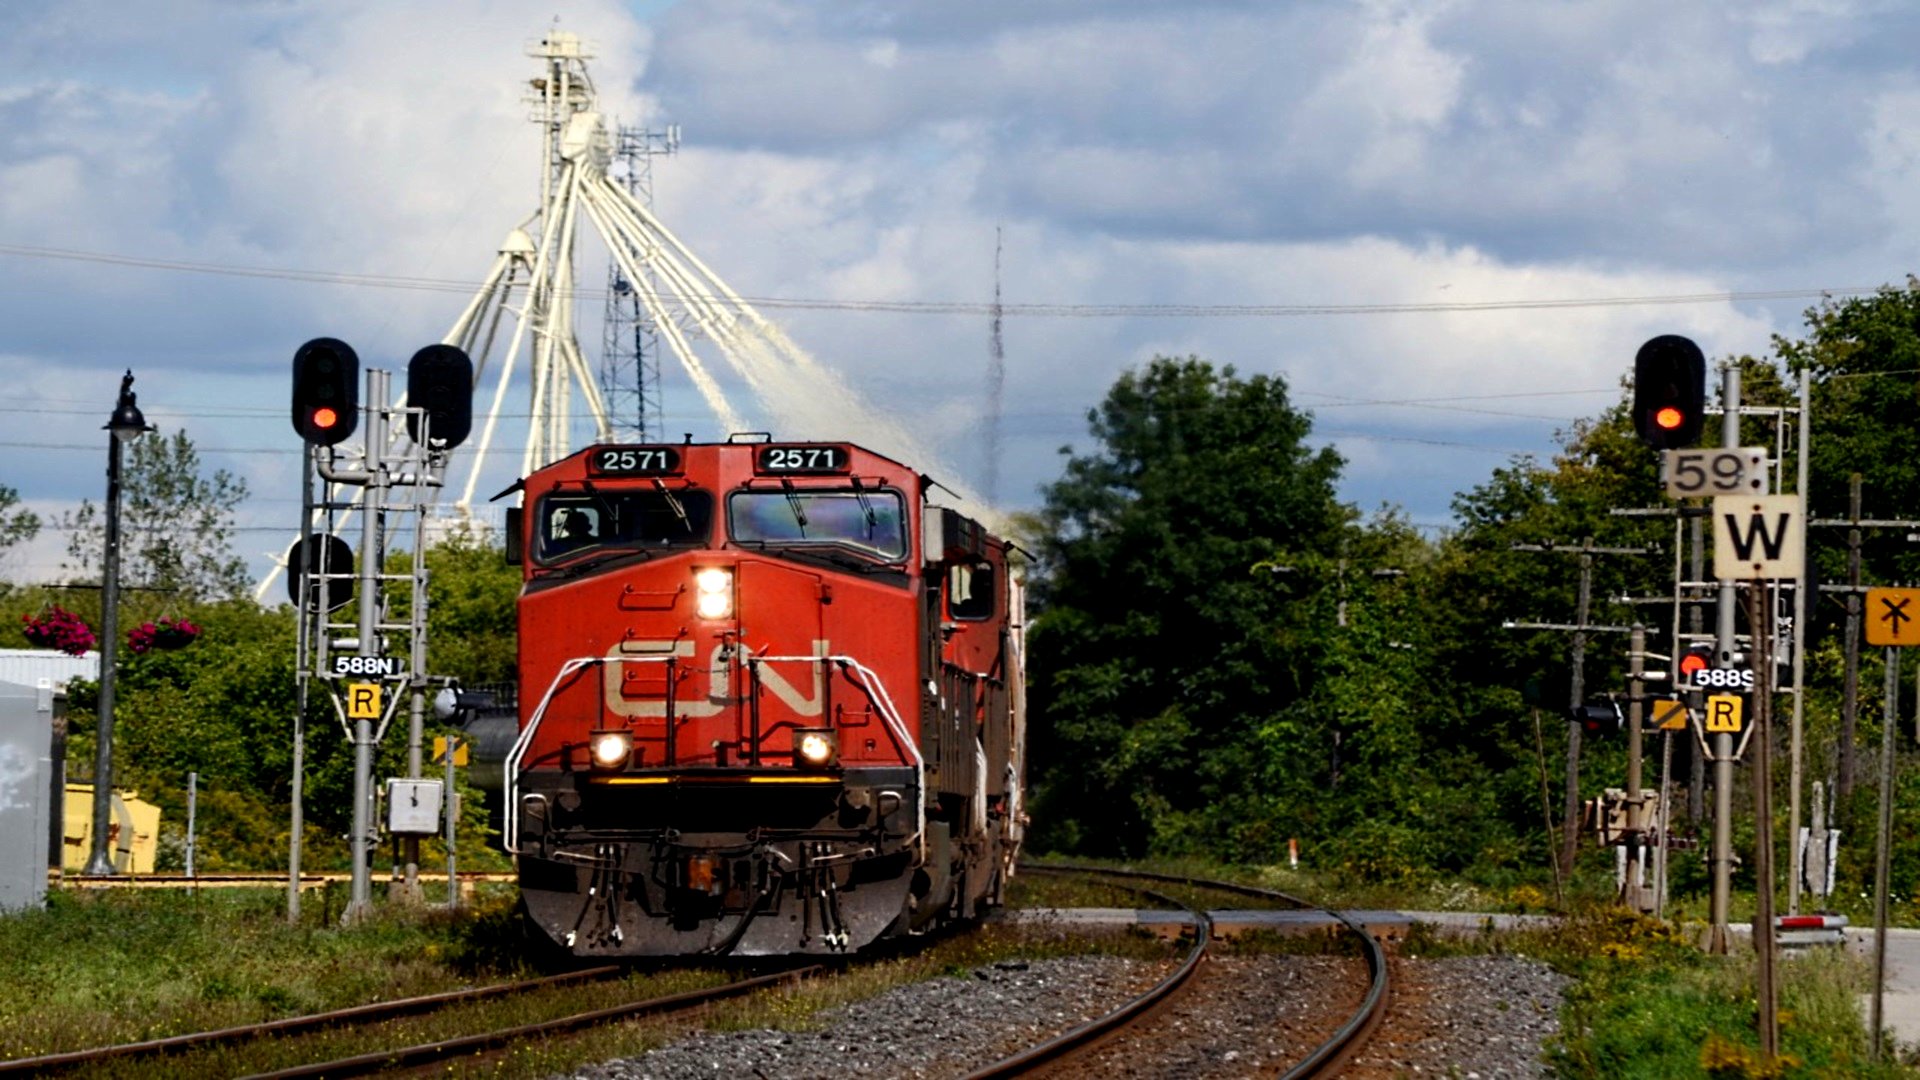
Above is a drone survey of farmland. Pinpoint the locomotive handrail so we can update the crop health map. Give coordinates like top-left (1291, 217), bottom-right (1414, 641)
top-left (754, 653), bottom-right (925, 863)
top-left (505, 656), bottom-right (619, 852)
top-left (503, 652), bottom-right (926, 862)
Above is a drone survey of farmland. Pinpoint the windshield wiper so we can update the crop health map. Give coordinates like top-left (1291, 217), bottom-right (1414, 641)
top-left (651, 477), bottom-right (690, 531)
top-left (849, 475), bottom-right (879, 537)
top-left (533, 547), bottom-right (654, 581)
top-left (779, 477), bottom-right (809, 531)
top-left (805, 548), bottom-right (890, 575)
top-left (578, 478), bottom-right (620, 524)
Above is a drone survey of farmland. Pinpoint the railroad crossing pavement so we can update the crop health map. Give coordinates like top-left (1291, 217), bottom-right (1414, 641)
top-left (1009, 909), bottom-right (1920, 1048)
top-left (1845, 927), bottom-right (1920, 1052)
top-left (1002, 908), bottom-right (1556, 941)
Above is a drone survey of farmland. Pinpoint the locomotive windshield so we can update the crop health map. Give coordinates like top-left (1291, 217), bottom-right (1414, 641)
top-left (728, 488), bottom-right (907, 561)
top-left (535, 488), bottom-right (713, 563)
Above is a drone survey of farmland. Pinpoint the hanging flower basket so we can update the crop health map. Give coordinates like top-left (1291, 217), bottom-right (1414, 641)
top-left (22, 605), bottom-right (97, 657)
top-left (129, 617), bottom-right (201, 654)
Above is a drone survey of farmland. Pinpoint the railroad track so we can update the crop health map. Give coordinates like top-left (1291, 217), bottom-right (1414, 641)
top-left (7, 866), bottom-right (1385, 1077)
top-left (970, 863), bottom-right (1390, 1078)
top-left (0, 962), bottom-right (820, 1078)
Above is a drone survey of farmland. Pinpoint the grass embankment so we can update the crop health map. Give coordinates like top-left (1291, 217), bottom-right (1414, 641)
top-left (0, 884), bottom-right (1173, 1077)
top-left (1457, 909), bottom-right (1908, 1079)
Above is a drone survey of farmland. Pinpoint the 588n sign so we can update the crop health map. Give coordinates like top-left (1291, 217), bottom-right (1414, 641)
top-left (331, 655), bottom-right (405, 678)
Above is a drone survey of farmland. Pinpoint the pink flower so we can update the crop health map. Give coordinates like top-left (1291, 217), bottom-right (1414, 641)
top-left (23, 605), bottom-right (97, 657)
top-left (130, 616), bottom-right (201, 653)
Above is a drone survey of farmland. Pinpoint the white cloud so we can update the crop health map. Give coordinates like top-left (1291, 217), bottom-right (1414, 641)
top-left (0, 0), bottom-right (1915, 580)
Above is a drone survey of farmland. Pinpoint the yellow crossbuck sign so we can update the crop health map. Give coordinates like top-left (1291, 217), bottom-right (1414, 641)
top-left (1867, 587), bottom-right (1920, 647)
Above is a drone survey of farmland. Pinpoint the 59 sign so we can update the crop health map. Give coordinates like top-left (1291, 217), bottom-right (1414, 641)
top-left (1663, 448), bottom-right (1769, 499)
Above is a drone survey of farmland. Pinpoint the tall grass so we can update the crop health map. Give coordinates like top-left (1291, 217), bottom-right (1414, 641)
top-left (1505, 909), bottom-right (1903, 1079)
top-left (0, 885), bottom-right (532, 1059)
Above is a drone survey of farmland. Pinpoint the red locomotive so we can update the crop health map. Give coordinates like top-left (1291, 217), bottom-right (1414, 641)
top-left (496, 437), bottom-right (1026, 956)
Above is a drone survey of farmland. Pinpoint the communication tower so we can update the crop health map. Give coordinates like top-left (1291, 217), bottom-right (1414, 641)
top-left (601, 124), bottom-right (680, 442)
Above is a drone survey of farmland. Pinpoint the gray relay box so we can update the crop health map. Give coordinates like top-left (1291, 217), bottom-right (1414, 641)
top-left (385, 778), bottom-right (444, 835)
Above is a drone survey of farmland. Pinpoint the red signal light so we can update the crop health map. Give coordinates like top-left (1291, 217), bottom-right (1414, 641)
top-left (1679, 651), bottom-right (1710, 678)
top-left (312, 407), bottom-right (338, 429)
top-left (1655, 406), bottom-right (1685, 430)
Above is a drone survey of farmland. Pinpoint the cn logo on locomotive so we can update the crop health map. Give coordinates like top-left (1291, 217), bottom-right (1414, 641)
top-left (602, 639), bottom-right (831, 718)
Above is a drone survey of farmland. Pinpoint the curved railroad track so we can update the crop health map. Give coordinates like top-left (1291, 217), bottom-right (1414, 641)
top-left (0, 962), bottom-right (819, 1078)
top-left (971, 863), bottom-right (1389, 1078)
top-left (7, 866), bottom-right (1385, 1078)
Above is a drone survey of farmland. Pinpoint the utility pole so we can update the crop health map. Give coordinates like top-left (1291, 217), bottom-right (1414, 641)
top-left (1788, 373), bottom-right (1810, 915)
top-left (1811, 480), bottom-right (1920, 821)
top-left (1749, 580), bottom-right (1779, 1058)
top-left (1843, 474), bottom-right (1863, 810)
top-left (1507, 538), bottom-right (1651, 877)
top-left (1709, 361), bottom-right (1740, 955)
top-left (1872, 646), bottom-right (1903, 1061)
top-left (1624, 624), bottom-right (1654, 913)
top-left (1690, 514), bottom-right (1707, 824)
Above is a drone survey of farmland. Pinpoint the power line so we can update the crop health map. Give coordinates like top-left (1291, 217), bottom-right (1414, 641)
top-left (0, 241), bottom-right (1878, 319)
top-left (1314, 430), bottom-right (1534, 455)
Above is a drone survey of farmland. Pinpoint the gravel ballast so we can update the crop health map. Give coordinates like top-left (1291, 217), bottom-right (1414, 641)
top-left (1346, 953), bottom-right (1573, 1079)
top-left (564, 947), bottom-right (1569, 1079)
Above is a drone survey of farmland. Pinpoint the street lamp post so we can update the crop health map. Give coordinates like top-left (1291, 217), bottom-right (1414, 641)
top-left (83, 371), bottom-right (152, 877)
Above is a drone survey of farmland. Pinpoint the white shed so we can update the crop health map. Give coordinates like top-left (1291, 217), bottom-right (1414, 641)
top-left (0, 649), bottom-right (99, 689)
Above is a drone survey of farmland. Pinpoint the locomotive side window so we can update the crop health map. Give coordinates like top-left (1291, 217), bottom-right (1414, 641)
top-left (534, 489), bottom-right (713, 564)
top-left (946, 561), bottom-right (996, 621)
top-left (728, 489), bottom-right (907, 561)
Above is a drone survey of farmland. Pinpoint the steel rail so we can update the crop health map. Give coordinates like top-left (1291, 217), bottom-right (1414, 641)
top-left (961, 871), bottom-right (1212, 1078)
top-left (1019, 863), bottom-right (1391, 1079)
top-left (243, 964), bottom-right (823, 1079)
top-left (0, 966), bottom-right (625, 1075)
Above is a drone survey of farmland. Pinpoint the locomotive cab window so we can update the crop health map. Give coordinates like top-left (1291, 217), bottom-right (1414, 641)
top-left (728, 488), bottom-right (907, 562)
top-left (535, 489), bottom-right (713, 564)
top-left (946, 561), bottom-right (996, 621)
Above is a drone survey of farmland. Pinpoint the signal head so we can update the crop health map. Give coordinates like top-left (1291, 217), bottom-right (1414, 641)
top-left (1632, 335), bottom-right (1706, 450)
top-left (1570, 697), bottom-right (1623, 735)
top-left (1678, 643), bottom-right (1714, 687)
top-left (285, 533), bottom-right (356, 613)
top-left (405, 344), bottom-right (474, 450)
top-left (292, 338), bottom-right (360, 446)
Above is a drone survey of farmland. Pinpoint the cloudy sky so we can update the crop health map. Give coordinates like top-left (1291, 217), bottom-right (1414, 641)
top-left (2, 0), bottom-right (1916, 588)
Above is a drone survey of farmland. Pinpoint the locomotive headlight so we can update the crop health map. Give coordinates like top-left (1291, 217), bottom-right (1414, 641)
top-left (694, 567), bottom-right (734, 620)
top-left (588, 729), bottom-right (634, 770)
top-left (794, 728), bottom-right (838, 768)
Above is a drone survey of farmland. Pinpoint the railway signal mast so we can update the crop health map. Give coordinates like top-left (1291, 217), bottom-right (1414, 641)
top-left (1635, 335), bottom-right (1806, 1062)
top-left (287, 340), bottom-right (473, 923)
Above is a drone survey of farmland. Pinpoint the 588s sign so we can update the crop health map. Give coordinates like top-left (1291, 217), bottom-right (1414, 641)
top-left (1688, 667), bottom-right (1754, 691)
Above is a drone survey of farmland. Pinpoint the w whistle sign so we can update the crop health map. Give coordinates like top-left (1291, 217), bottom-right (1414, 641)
top-left (1713, 494), bottom-right (1803, 581)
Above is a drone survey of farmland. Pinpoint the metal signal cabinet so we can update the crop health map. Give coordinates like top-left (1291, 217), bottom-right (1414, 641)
top-left (498, 440), bottom-right (1026, 956)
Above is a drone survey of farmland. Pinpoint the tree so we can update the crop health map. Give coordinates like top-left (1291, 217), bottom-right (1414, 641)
top-left (381, 523), bottom-right (521, 687)
top-left (1024, 356), bottom-right (1348, 857)
top-left (0, 484), bottom-right (41, 584)
top-left (60, 429), bottom-right (250, 601)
